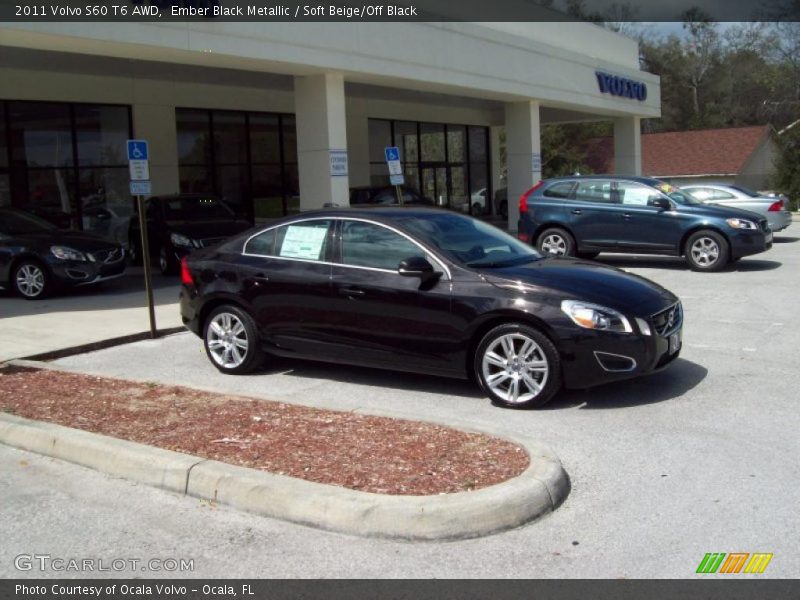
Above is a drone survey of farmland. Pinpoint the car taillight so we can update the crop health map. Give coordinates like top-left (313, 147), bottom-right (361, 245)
top-left (519, 180), bottom-right (544, 214)
top-left (180, 256), bottom-right (194, 285)
top-left (768, 201), bottom-right (783, 212)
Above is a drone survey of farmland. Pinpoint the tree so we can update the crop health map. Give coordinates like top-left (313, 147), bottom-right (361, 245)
top-left (775, 124), bottom-right (800, 209)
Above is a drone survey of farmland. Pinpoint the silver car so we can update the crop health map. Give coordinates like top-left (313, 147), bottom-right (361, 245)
top-left (680, 184), bottom-right (792, 233)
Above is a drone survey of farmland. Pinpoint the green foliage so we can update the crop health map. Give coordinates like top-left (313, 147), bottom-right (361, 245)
top-left (775, 125), bottom-right (800, 210)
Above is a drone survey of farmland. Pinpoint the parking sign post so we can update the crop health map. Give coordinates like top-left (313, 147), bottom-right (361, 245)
top-left (384, 147), bottom-right (404, 205)
top-left (127, 140), bottom-right (157, 339)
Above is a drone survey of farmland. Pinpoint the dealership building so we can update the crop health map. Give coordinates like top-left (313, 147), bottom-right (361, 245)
top-left (0, 20), bottom-right (660, 241)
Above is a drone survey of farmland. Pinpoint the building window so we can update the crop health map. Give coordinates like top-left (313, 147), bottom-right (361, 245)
top-left (368, 119), bottom-right (491, 217)
top-left (0, 99), bottom-right (132, 241)
top-left (176, 108), bottom-right (298, 222)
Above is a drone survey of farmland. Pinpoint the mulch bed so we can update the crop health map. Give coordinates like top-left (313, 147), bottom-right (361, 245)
top-left (0, 366), bottom-right (529, 495)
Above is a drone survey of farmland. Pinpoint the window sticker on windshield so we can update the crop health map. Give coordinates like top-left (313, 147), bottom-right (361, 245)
top-left (280, 225), bottom-right (327, 260)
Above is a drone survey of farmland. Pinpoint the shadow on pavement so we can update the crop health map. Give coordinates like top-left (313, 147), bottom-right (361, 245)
top-left (773, 236), bottom-right (798, 244)
top-left (547, 358), bottom-right (707, 410)
top-left (0, 269), bottom-right (181, 318)
top-left (597, 255), bottom-right (782, 272)
top-left (256, 354), bottom-right (707, 409)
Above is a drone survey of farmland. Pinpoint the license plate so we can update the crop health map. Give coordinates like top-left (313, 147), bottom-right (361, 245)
top-left (669, 329), bottom-right (682, 355)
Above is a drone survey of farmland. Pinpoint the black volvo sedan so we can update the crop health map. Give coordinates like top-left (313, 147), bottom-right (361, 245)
top-left (0, 208), bottom-right (126, 299)
top-left (180, 208), bottom-right (683, 409)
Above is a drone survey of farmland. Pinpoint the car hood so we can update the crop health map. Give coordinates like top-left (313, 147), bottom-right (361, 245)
top-left (15, 230), bottom-right (119, 252)
top-left (164, 219), bottom-right (251, 240)
top-left (481, 257), bottom-right (678, 316)
top-left (681, 202), bottom-right (764, 222)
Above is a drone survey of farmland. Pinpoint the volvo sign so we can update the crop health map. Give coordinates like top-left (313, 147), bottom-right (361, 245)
top-left (596, 71), bottom-right (647, 102)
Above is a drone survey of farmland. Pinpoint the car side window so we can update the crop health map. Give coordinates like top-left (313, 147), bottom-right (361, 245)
top-left (574, 181), bottom-right (614, 203)
top-left (615, 182), bottom-right (665, 207)
top-left (684, 187), bottom-right (711, 200)
top-left (246, 220), bottom-right (332, 261)
top-left (341, 221), bottom-right (424, 271)
top-left (543, 182), bottom-right (575, 199)
top-left (371, 190), bottom-right (396, 205)
top-left (710, 189), bottom-right (735, 200)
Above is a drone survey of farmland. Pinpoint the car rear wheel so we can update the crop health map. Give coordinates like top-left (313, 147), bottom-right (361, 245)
top-left (13, 260), bottom-right (51, 300)
top-left (203, 305), bottom-right (264, 375)
top-left (684, 230), bottom-right (729, 272)
top-left (474, 323), bottom-right (561, 409)
top-left (537, 227), bottom-right (575, 257)
top-left (128, 240), bottom-right (143, 266)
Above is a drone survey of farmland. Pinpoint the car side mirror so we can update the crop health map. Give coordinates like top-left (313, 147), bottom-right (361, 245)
top-left (398, 256), bottom-right (439, 284)
top-left (652, 197), bottom-right (672, 211)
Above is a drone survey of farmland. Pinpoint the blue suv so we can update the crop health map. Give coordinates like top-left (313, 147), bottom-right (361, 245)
top-left (517, 176), bottom-right (773, 272)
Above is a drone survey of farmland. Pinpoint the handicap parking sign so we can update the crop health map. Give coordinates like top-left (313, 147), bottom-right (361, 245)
top-left (127, 140), bottom-right (149, 161)
top-left (384, 147), bottom-right (400, 162)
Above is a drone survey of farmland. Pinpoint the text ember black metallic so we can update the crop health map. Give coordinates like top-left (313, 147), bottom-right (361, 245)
top-left (179, 208), bottom-right (682, 409)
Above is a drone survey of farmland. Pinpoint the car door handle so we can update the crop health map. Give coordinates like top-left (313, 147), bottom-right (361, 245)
top-left (338, 286), bottom-right (366, 298)
top-left (571, 209), bottom-right (582, 215)
top-left (246, 274), bottom-right (270, 287)
top-left (623, 213), bottom-right (632, 219)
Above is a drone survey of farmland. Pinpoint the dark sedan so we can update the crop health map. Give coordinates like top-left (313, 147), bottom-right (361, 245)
top-left (129, 194), bottom-right (251, 275)
top-left (179, 208), bottom-right (682, 409)
top-left (0, 208), bottom-right (126, 299)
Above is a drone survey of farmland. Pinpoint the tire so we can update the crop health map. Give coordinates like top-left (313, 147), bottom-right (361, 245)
top-left (159, 246), bottom-right (178, 276)
top-left (12, 260), bottom-right (51, 300)
top-left (472, 202), bottom-right (483, 216)
top-left (536, 227), bottom-right (576, 257)
top-left (203, 305), bottom-right (264, 375)
top-left (128, 240), bottom-right (143, 266)
top-left (474, 323), bottom-right (561, 409)
top-left (684, 230), bottom-right (729, 272)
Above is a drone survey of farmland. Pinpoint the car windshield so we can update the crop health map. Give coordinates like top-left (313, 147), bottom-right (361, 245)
top-left (0, 210), bottom-right (57, 235)
top-left (162, 197), bottom-right (235, 220)
top-left (728, 185), bottom-right (760, 197)
top-left (653, 182), bottom-right (702, 205)
top-left (398, 213), bottom-right (541, 268)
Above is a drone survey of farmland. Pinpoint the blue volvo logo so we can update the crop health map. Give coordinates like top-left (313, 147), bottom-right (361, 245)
top-left (596, 71), bottom-right (648, 101)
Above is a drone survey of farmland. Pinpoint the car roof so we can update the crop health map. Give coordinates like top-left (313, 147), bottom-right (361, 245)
top-left (281, 206), bottom-right (453, 221)
top-left (544, 175), bottom-right (664, 186)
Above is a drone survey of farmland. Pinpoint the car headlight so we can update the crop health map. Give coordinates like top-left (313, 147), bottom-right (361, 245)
top-left (170, 232), bottom-right (198, 248)
top-left (50, 246), bottom-right (87, 262)
top-left (561, 300), bottom-right (632, 334)
top-left (726, 218), bottom-right (757, 230)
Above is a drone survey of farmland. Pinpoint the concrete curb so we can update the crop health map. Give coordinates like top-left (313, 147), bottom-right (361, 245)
top-left (0, 363), bottom-right (569, 541)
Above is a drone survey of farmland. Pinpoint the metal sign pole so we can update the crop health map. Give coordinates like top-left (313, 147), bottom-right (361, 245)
top-left (137, 195), bottom-right (157, 339)
top-left (395, 184), bottom-right (403, 206)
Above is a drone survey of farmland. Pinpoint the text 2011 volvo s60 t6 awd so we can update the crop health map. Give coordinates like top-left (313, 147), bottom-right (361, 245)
top-left (179, 208), bottom-right (683, 409)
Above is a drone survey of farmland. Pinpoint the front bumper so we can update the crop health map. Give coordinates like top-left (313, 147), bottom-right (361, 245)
top-left (48, 249), bottom-right (127, 288)
top-left (729, 228), bottom-right (772, 259)
top-left (556, 304), bottom-right (682, 390)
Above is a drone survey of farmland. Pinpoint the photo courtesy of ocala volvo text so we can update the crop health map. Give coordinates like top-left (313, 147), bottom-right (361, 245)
top-left (179, 207), bottom-right (683, 409)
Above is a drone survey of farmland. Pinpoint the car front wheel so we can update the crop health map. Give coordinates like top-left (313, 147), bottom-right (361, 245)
top-left (13, 260), bottom-right (51, 300)
top-left (203, 305), bottom-right (264, 375)
top-left (537, 227), bottom-right (575, 257)
top-left (684, 230), bottom-right (729, 272)
top-left (474, 323), bottom-right (561, 409)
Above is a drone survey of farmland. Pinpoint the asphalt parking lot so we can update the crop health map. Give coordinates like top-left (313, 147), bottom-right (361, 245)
top-left (2, 234), bottom-right (799, 578)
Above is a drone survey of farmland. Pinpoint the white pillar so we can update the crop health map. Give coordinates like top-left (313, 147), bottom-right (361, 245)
top-left (131, 104), bottom-right (179, 196)
top-left (504, 101), bottom-right (541, 231)
top-left (614, 116), bottom-right (642, 176)
top-left (294, 73), bottom-right (349, 210)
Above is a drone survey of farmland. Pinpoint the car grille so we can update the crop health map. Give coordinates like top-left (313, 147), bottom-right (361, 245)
top-left (651, 302), bottom-right (682, 337)
top-left (90, 247), bottom-right (125, 264)
top-left (198, 237), bottom-right (227, 248)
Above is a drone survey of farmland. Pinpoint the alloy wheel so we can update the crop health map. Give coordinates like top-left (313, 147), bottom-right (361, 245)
top-left (481, 333), bottom-right (549, 404)
top-left (206, 312), bottom-right (249, 369)
top-left (15, 264), bottom-right (45, 298)
top-left (690, 236), bottom-right (720, 267)
top-left (541, 234), bottom-right (567, 256)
